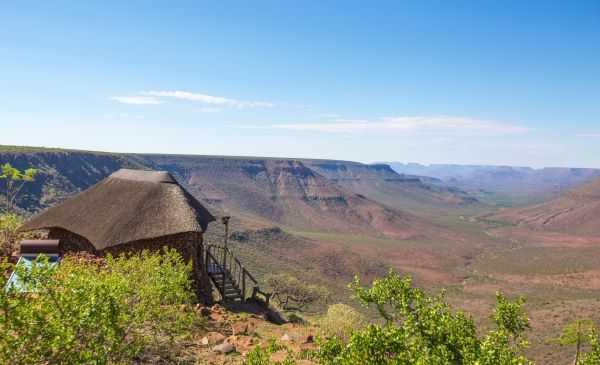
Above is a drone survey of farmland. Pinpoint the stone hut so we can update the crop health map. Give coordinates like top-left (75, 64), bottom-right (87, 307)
top-left (18, 169), bottom-right (216, 300)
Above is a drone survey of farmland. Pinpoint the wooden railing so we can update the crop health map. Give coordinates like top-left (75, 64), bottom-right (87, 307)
top-left (205, 243), bottom-right (271, 303)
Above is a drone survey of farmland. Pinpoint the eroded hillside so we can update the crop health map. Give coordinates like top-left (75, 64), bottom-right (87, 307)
top-left (486, 177), bottom-right (600, 235)
top-left (131, 154), bottom-right (423, 239)
top-left (303, 159), bottom-right (478, 209)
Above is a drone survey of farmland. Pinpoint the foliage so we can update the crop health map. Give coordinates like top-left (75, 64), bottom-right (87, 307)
top-left (581, 327), bottom-right (600, 365)
top-left (0, 248), bottom-right (201, 364)
top-left (286, 312), bottom-right (307, 325)
top-left (319, 303), bottom-right (366, 342)
top-left (317, 270), bottom-right (533, 365)
top-left (0, 163), bottom-right (36, 212)
top-left (263, 273), bottom-right (331, 312)
top-left (244, 337), bottom-right (296, 365)
top-left (0, 212), bottom-right (24, 255)
top-left (549, 319), bottom-right (599, 365)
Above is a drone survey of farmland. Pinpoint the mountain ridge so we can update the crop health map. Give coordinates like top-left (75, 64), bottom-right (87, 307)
top-left (486, 177), bottom-right (600, 235)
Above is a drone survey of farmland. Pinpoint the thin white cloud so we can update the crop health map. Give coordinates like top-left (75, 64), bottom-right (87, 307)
top-left (572, 132), bottom-right (600, 137)
top-left (140, 90), bottom-right (274, 108)
top-left (104, 113), bottom-right (146, 119)
top-left (311, 113), bottom-right (341, 118)
top-left (109, 96), bottom-right (162, 105)
top-left (253, 116), bottom-right (530, 136)
top-left (200, 107), bottom-right (222, 113)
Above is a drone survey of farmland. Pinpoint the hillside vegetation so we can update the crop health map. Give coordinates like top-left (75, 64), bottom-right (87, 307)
top-left (2, 146), bottom-right (600, 363)
top-left (9, 252), bottom-right (595, 364)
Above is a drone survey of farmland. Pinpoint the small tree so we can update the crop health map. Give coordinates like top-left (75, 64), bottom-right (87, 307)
top-left (550, 319), bottom-right (598, 365)
top-left (0, 163), bottom-right (36, 212)
top-left (319, 303), bottom-right (366, 342)
top-left (263, 273), bottom-right (331, 312)
top-left (318, 270), bottom-right (533, 364)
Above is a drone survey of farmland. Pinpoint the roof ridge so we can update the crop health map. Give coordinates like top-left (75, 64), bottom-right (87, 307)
top-left (109, 168), bottom-right (176, 183)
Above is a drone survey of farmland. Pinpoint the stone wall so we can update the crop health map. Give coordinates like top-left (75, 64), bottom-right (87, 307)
top-left (48, 228), bottom-right (213, 303)
top-left (49, 228), bottom-right (96, 254)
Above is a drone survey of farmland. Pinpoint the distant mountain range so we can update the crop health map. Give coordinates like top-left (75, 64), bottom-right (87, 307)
top-left (3, 146), bottom-right (599, 239)
top-left (386, 162), bottom-right (600, 205)
top-left (486, 176), bottom-right (600, 235)
top-left (0, 147), bottom-right (464, 241)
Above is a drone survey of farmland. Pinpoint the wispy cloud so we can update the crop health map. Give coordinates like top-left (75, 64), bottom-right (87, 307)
top-left (109, 96), bottom-right (162, 105)
top-left (104, 113), bottom-right (146, 119)
top-left (250, 116), bottom-right (530, 136)
top-left (200, 107), bottom-right (222, 113)
top-left (311, 113), bottom-right (341, 119)
top-left (572, 132), bottom-right (600, 138)
top-left (140, 90), bottom-right (274, 108)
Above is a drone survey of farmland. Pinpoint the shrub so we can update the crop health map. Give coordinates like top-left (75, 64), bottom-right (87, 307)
top-left (286, 312), bottom-right (308, 325)
top-left (263, 273), bottom-right (331, 312)
top-left (319, 303), bottom-right (366, 342)
top-left (550, 319), bottom-right (600, 365)
top-left (0, 212), bottom-right (23, 255)
top-left (0, 248), bottom-right (201, 364)
top-left (318, 270), bottom-right (533, 364)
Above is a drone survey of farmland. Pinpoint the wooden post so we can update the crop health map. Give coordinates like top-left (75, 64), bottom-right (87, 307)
top-left (205, 247), bottom-right (209, 273)
top-left (242, 270), bottom-right (246, 301)
top-left (222, 216), bottom-right (230, 248)
top-left (221, 217), bottom-right (230, 301)
top-left (221, 249), bottom-right (226, 301)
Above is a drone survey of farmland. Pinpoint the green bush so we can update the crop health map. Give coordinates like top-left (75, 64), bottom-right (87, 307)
top-left (0, 248), bottom-right (202, 364)
top-left (318, 270), bottom-right (533, 365)
top-left (0, 212), bottom-right (23, 255)
top-left (319, 303), bottom-right (366, 342)
top-left (263, 273), bottom-right (331, 312)
top-left (550, 319), bottom-right (600, 365)
top-left (286, 312), bottom-right (308, 325)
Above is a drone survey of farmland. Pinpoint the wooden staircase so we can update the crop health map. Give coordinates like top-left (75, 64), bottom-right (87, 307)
top-left (205, 244), bottom-right (271, 303)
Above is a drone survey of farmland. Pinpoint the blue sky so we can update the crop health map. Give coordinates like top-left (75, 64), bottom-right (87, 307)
top-left (1, 1), bottom-right (599, 167)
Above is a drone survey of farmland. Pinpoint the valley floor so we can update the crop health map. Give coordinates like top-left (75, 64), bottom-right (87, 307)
top-left (212, 215), bottom-right (600, 364)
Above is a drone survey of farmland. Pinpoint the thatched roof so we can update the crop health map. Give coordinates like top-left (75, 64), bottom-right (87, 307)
top-left (19, 169), bottom-right (216, 251)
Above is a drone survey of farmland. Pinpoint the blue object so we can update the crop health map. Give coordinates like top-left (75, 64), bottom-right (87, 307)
top-left (5, 255), bottom-right (61, 293)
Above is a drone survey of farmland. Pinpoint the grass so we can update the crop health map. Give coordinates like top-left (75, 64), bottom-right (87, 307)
top-left (0, 144), bottom-right (118, 155)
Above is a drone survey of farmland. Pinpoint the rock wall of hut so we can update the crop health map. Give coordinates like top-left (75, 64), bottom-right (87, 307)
top-left (48, 228), bottom-right (213, 302)
top-left (49, 228), bottom-right (96, 254)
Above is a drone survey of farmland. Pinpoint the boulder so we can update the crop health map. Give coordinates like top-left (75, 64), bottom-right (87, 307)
top-left (200, 336), bottom-right (209, 346)
top-left (211, 303), bottom-right (225, 313)
top-left (241, 336), bottom-right (254, 347)
top-left (232, 323), bottom-right (249, 335)
top-left (280, 334), bottom-right (291, 342)
top-left (212, 342), bottom-right (236, 354)
top-left (195, 304), bottom-right (212, 317)
top-left (299, 334), bottom-right (314, 344)
top-left (205, 331), bottom-right (226, 345)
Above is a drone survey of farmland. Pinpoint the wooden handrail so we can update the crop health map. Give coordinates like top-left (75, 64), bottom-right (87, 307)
top-left (205, 243), bottom-right (268, 303)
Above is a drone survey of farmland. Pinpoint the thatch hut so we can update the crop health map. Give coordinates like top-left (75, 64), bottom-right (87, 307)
top-left (18, 169), bottom-right (216, 299)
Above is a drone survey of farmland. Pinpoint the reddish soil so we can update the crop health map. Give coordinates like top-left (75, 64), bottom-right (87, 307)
top-left (486, 177), bottom-right (600, 234)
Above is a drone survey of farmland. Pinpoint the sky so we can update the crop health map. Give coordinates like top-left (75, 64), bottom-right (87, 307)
top-left (0, 1), bottom-right (599, 168)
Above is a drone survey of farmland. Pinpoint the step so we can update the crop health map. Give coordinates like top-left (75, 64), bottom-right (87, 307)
top-left (207, 266), bottom-right (229, 274)
top-left (210, 275), bottom-right (235, 281)
top-left (210, 273), bottom-right (234, 279)
top-left (212, 277), bottom-right (236, 285)
top-left (223, 293), bottom-right (243, 300)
